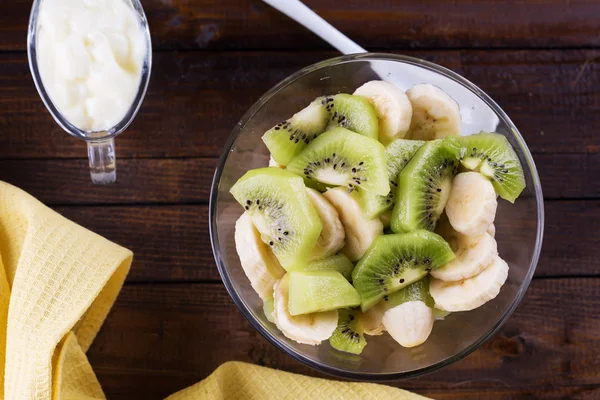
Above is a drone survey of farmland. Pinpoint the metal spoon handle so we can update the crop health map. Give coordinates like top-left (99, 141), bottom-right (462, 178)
top-left (262, 0), bottom-right (366, 55)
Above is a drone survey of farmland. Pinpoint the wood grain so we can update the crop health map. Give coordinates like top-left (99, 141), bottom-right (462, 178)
top-left (0, 153), bottom-right (596, 205)
top-left (2, 0), bottom-right (599, 51)
top-left (51, 200), bottom-right (597, 282)
top-left (0, 158), bottom-right (217, 205)
top-left (1, 50), bottom-right (599, 159)
top-left (422, 386), bottom-right (600, 400)
top-left (87, 278), bottom-right (600, 399)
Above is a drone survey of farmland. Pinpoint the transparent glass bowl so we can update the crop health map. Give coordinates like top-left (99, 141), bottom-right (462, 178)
top-left (210, 53), bottom-right (544, 380)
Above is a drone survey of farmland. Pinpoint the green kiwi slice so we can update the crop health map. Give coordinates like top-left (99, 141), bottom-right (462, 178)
top-left (458, 132), bottom-right (526, 203)
top-left (359, 139), bottom-right (425, 218)
top-left (286, 127), bottom-right (389, 196)
top-left (324, 94), bottom-right (379, 139)
top-left (230, 168), bottom-right (322, 270)
top-left (352, 231), bottom-right (455, 312)
top-left (262, 97), bottom-right (329, 166)
top-left (299, 254), bottom-right (354, 281)
top-left (391, 138), bottom-right (460, 233)
top-left (383, 276), bottom-right (434, 309)
top-left (288, 270), bottom-right (361, 315)
top-left (329, 309), bottom-right (367, 355)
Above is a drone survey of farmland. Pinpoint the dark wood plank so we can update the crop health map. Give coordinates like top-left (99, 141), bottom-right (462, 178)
top-left (1, 50), bottom-right (599, 159)
top-left (88, 278), bottom-right (600, 399)
top-left (422, 387), bottom-right (600, 400)
top-left (53, 200), bottom-right (598, 282)
top-left (0, 153), bottom-right (597, 205)
top-left (0, 158), bottom-right (216, 205)
top-left (2, 0), bottom-right (599, 51)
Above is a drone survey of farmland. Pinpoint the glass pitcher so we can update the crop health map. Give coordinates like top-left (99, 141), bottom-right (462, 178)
top-left (26, 0), bottom-right (152, 184)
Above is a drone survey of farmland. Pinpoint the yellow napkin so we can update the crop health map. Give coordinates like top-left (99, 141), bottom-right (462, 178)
top-left (0, 181), bottom-right (429, 400)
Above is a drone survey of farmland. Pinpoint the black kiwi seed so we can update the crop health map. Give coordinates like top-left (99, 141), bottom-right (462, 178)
top-left (378, 278), bottom-right (384, 285)
top-left (246, 200), bottom-right (252, 205)
top-left (349, 315), bottom-right (355, 321)
top-left (283, 231), bottom-right (289, 235)
top-left (399, 278), bottom-right (405, 283)
top-left (269, 241), bottom-right (274, 246)
top-left (383, 295), bottom-right (389, 301)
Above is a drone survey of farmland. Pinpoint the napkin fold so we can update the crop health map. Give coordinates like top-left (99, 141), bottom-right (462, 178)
top-left (0, 181), bottom-right (429, 400)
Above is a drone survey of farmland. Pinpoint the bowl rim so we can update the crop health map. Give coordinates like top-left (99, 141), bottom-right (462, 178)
top-left (209, 52), bottom-right (545, 381)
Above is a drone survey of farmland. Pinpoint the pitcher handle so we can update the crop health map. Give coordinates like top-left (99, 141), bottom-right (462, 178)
top-left (87, 138), bottom-right (116, 184)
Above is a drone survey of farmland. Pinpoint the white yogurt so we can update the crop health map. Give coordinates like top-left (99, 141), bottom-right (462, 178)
top-left (36, 0), bottom-right (147, 132)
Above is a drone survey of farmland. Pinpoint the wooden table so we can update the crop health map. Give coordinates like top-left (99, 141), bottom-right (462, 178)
top-left (1, 1), bottom-right (599, 398)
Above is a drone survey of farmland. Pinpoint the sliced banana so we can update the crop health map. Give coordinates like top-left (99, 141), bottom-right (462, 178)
top-left (431, 232), bottom-right (497, 282)
top-left (269, 156), bottom-right (284, 168)
top-left (273, 275), bottom-right (338, 345)
top-left (406, 83), bottom-right (461, 140)
top-left (354, 80), bottom-right (413, 144)
top-left (235, 213), bottom-right (286, 300)
top-left (382, 300), bottom-right (434, 347)
top-left (306, 188), bottom-right (345, 260)
top-left (359, 300), bottom-right (387, 336)
top-left (323, 187), bottom-right (383, 261)
top-left (430, 255), bottom-right (509, 312)
top-left (263, 298), bottom-right (276, 323)
top-left (446, 172), bottom-right (497, 236)
top-left (487, 223), bottom-right (496, 238)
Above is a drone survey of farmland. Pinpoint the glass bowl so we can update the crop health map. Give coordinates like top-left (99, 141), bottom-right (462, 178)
top-left (210, 53), bottom-right (544, 380)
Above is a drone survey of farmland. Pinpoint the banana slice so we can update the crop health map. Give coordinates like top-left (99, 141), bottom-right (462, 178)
top-left (323, 187), bottom-right (383, 261)
top-left (382, 300), bottom-right (434, 347)
top-left (431, 232), bottom-right (497, 282)
top-left (235, 213), bottom-right (286, 300)
top-left (273, 274), bottom-right (338, 345)
top-left (487, 223), bottom-right (496, 238)
top-left (306, 188), bottom-right (345, 260)
top-left (446, 172), bottom-right (497, 236)
top-left (359, 300), bottom-right (387, 336)
top-left (406, 84), bottom-right (461, 140)
top-left (430, 255), bottom-right (509, 312)
top-left (354, 80), bottom-right (413, 144)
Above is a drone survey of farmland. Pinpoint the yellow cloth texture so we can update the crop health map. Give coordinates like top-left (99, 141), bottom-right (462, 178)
top-left (0, 181), bottom-right (429, 400)
top-left (166, 361), bottom-right (429, 400)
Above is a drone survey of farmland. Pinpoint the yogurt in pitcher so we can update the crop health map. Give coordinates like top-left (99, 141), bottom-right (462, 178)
top-left (36, 0), bottom-right (147, 132)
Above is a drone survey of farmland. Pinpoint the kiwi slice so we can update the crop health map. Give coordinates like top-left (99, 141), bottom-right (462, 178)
top-left (288, 270), bottom-right (361, 315)
top-left (329, 309), bottom-right (367, 355)
top-left (391, 138), bottom-right (460, 233)
top-left (383, 276), bottom-right (434, 309)
top-left (352, 231), bottom-right (455, 312)
top-left (230, 168), bottom-right (322, 270)
top-left (287, 127), bottom-right (389, 196)
top-left (323, 94), bottom-right (379, 139)
top-left (360, 139), bottom-right (425, 218)
top-left (458, 132), bottom-right (526, 203)
top-left (299, 254), bottom-right (354, 281)
top-left (262, 97), bottom-right (329, 166)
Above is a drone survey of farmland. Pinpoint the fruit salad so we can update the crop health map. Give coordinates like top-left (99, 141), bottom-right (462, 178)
top-left (230, 80), bottom-right (526, 354)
